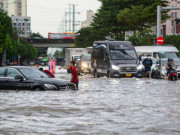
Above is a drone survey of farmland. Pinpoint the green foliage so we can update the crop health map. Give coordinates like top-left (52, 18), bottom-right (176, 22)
top-left (0, 9), bottom-right (13, 46)
top-left (53, 50), bottom-right (64, 58)
top-left (126, 29), bottom-right (156, 46)
top-left (75, 0), bottom-right (168, 48)
top-left (30, 32), bottom-right (44, 38)
top-left (4, 34), bottom-right (13, 50)
top-left (75, 27), bottom-right (106, 48)
top-left (164, 35), bottom-right (180, 51)
top-left (0, 9), bottom-right (37, 63)
top-left (117, 2), bottom-right (168, 32)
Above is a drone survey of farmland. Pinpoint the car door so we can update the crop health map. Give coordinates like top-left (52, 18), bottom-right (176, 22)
top-left (6, 68), bottom-right (28, 90)
top-left (0, 68), bottom-right (8, 90)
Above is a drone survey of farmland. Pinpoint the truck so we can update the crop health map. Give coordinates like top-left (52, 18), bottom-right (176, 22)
top-left (65, 48), bottom-right (88, 73)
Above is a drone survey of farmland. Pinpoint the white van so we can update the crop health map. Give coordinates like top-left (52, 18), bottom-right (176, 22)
top-left (135, 46), bottom-right (180, 60)
top-left (135, 46), bottom-right (180, 79)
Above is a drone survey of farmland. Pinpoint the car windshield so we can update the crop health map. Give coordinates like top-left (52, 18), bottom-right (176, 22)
top-left (162, 59), bottom-right (180, 66)
top-left (110, 49), bottom-right (137, 60)
top-left (158, 52), bottom-right (180, 58)
top-left (19, 68), bottom-right (50, 79)
top-left (82, 55), bottom-right (91, 61)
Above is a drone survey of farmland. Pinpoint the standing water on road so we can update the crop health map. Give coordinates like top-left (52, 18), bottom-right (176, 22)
top-left (0, 69), bottom-right (180, 135)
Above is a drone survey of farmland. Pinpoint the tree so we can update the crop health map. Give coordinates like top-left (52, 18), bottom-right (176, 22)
top-left (75, 0), bottom-right (168, 48)
top-left (0, 9), bottom-right (13, 45)
top-left (30, 32), bottom-right (44, 38)
top-left (126, 29), bottom-right (156, 46)
top-left (117, 2), bottom-right (168, 33)
top-left (75, 27), bottom-right (106, 48)
top-left (53, 50), bottom-right (64, 58)
top-left (164, 35), bottom-right (180, 51)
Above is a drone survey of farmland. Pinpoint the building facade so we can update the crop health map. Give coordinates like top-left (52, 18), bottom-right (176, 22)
top-left (8, 0), bottom-right (27, 17)
top-left (161, 0), bottom-right (180, 36)
top-left (81, 10), bottom-right (94, 28)
top-left (11, 16), bottom-right (31, 37)
top-left (0, 0), bottom-right (8, 11)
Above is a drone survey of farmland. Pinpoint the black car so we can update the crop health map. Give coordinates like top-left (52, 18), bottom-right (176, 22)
top-left (0, 66), bottom-right (76, 90)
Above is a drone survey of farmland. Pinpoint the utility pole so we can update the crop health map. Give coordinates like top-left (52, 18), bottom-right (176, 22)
top-left (72, 4), bottom-right (75, 33)
top-left (72, 4), bottom-right (80, 33)
top-left (65, 12), bottom-right (68, 32)
top-left (69, 4), bottom-right (71, 32)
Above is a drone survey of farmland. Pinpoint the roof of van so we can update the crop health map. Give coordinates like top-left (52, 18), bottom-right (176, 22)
top-left (135, 46), bottom-right (179, 53)
top-left (93, 41), bottom-right (132, 45)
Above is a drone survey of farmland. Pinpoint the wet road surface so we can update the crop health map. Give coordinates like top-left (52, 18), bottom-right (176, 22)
top-left (0, 67), bottom-right (180, 135)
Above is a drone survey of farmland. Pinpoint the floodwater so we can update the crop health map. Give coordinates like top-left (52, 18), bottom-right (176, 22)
top-left (0, 68), bottom-right (180, 135)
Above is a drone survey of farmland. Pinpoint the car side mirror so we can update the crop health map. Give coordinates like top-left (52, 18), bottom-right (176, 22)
top-left (15, 75), bottom-right (24, 81)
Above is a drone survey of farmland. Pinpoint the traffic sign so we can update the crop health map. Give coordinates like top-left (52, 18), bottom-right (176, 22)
top-left (156, 37), bottom-right (164, 45)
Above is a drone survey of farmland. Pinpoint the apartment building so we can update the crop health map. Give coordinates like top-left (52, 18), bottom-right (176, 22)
top-left (11, 16), bottom-right (31, 37)
top-left (0, 0), bottom-right (8, 11)
top-left (81, 10), bottom-right (94, 28)
top-left (161, 0), bottom-right (180, 35)
top-left (8, 0), bottom-right (27, 16)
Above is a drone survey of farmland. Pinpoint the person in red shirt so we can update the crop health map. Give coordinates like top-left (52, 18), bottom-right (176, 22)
top-left (60, 61), bottom-right (79, 90)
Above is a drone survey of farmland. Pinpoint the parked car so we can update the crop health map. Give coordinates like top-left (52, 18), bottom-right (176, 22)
top-left (0, 66), bottom-right (76, 90)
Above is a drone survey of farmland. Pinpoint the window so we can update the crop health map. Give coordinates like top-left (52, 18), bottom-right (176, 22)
top-left (0, 68), bottom-right (5, 77)
top-left (175, 12), bottom-right (177, 18)
top-left (7, 69), bottom-right (21, 78)
top-left (171, 12), bottom-right (174, 18)
top-left (172, 21), bottom-right (174, 26)
top-left (19, 68), bottom-right (49, 79)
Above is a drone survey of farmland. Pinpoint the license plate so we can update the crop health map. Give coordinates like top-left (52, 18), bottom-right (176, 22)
top-left (126, 74), bottom-right (132, 77)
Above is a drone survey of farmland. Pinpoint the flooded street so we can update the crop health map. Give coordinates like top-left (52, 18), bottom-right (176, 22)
top-left (0, 67), bottom-right (180, 135)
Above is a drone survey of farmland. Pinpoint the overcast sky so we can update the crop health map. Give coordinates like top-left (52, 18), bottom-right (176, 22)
top-left (27, 0), bottom-right (101, 37)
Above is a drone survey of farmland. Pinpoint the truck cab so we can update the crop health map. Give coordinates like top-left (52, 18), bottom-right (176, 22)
top-left (91, 41), bottom-right (143, 78)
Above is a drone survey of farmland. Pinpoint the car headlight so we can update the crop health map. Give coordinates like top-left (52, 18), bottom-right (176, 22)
top-left (112, 65), bottom-right (119, 70)
top-left (137, 65), bottom-right (143, 70)
top-left (82, 63), bottom-right (88, 68)
top-left (44, 84), bottom-right (57, 90)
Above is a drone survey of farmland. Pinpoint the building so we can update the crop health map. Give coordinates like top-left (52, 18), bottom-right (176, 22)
top-left (81, 10), bottom-right (94, 28)
top-left (8, 0), bottom-right (27, 17)
top-left (11, 16), bottom-right (31, 37)
top-left (161, 0), bottom-right (180, 36)
top-left (0, 0), bottom-right (8, 11)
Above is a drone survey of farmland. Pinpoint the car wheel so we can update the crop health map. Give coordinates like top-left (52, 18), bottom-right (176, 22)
top-left (34, 87), bottom-right (43, 91)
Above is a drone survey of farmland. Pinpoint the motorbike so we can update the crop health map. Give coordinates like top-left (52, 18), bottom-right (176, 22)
top-left (168, 69), bottom-right (178, 81)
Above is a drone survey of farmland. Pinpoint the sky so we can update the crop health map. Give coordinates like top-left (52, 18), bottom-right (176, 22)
top-left (27, 0), bottom-right (101, 38)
